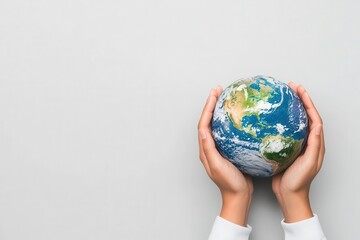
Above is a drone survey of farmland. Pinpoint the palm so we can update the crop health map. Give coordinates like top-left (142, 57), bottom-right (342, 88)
top-left (273, 153), bottom-right (316, 194)
top-left (214, 155), bottom-right (253, 194)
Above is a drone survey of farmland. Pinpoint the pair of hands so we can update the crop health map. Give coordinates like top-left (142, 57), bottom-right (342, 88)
top-left (197, 83), bottom-right (325, 227)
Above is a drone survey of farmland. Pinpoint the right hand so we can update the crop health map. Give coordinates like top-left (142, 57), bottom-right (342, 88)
top-left (197, 86), bottom-right (253, 227)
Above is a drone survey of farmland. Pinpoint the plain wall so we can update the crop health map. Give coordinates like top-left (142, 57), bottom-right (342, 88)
top-left (0, 1), bottom-right (359, 239)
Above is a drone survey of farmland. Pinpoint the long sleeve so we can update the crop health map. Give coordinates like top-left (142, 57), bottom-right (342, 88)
top-left (208, 216), bottom-right (252, 240)
top-left (208, 214), bottom-right (326, 240)
top-left (281, 214), bottom-right (327, 240)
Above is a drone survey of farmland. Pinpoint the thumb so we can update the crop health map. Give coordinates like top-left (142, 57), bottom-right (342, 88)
top-left (200, 129), bottom-right (224, 169)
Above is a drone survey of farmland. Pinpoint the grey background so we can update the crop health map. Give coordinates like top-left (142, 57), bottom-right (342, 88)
top-left (0, 1), bottom-right (359, 239)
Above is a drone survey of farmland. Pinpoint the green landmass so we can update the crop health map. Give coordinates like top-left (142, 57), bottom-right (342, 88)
top-left (260, 135), bottom-right (304, 174)
top-left (223, 80), bottom-right (275, 137)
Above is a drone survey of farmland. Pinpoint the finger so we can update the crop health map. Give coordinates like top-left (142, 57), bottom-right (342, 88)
top-left (215, 85), bottom-right (223, 98)
top-left (297, 85), bottom-right (323, 128)
top-left (198, 89), bottom-right (217, 131)
top-left (197, 88), bottom-right (218, 176)
top-left (198, 130), bottom-right (212, 176)
top-left (317, 127), bottom-right (326, 171)
top-left (288, 82), bottom-right (298, 93)
top-left (303, 124), bottom-right (322, 168)
top-left (200, 129), bottom-right (226, 171)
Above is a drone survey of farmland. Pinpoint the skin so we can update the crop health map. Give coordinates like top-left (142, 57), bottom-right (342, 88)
top-left (197, 83), bottom-right (325, 226)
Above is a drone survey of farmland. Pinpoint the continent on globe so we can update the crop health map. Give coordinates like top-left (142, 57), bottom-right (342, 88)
top-left (211, 75), bottom-right (308, 177)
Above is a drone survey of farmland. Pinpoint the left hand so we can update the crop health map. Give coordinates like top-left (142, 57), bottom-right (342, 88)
top-left (272, 82), bottom-right (326, 223)
top-left (198, 86), bottom-right (253, 227)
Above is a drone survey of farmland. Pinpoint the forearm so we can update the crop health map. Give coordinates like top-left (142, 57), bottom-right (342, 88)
top-left (276, 191), bottom-right (313, 223)
top-left (220, 192), bottom-right (252, 227)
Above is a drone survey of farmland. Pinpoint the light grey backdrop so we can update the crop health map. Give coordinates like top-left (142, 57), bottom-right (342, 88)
top-left (0, 1), bottom-right (359, 239)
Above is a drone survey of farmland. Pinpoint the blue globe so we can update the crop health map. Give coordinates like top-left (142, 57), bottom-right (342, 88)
top-left (211, 76), bottom-right (308, 177)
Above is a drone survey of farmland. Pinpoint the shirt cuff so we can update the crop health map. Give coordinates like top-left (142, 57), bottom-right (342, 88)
top-left (281, 214), bottom-right (326, 240)
top-left (208, 216), bottom-right (252, 240)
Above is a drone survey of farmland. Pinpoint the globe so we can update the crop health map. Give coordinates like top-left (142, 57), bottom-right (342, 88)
top-left (211, 76), bottom-right (308, 177)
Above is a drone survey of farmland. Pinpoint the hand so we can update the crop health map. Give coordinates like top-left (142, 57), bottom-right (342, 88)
top-left (272, 82), bottom-right (326, 223)
top-left (198, 86), bottom-right (253, 227)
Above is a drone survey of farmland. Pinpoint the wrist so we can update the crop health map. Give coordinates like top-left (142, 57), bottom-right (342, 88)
top-left (276, 191), bottom-right (313, 223)
top-left (220, 192), bottom-right (252, 227)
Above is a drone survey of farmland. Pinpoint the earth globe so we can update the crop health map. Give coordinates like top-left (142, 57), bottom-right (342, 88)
top-left (211, 75), bottom-right (308, 177)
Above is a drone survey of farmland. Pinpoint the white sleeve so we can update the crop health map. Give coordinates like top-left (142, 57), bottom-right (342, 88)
top-left (208, 216), bottom-right (252, 240)
top-left (281, 214), bottom-right (327, 240)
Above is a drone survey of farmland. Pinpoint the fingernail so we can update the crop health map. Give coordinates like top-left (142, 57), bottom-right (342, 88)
top-left (299, 85), bottom-right (306, 92)
top-left (206, 89), bottom-right (213, 103)
top-left (200, 129), bottom-right (207, 139)
top-left (315, 125), bottom-right (322, 136)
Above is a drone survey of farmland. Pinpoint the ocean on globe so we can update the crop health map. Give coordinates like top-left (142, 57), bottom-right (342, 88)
top-left (211, 76), bottom-right (308, 177)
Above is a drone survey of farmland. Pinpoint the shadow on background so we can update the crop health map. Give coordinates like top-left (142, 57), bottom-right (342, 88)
top-left (249, 177), bottom-right (283, 239)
